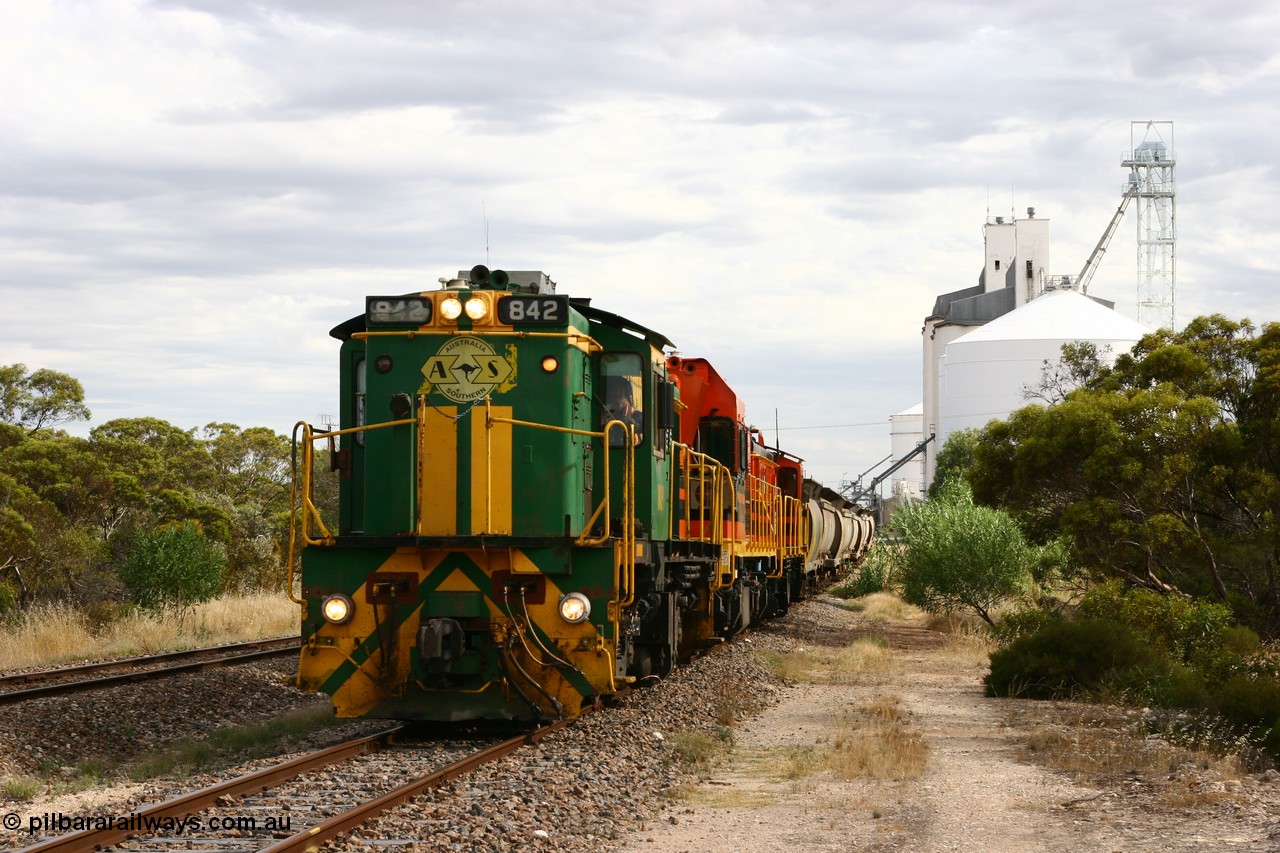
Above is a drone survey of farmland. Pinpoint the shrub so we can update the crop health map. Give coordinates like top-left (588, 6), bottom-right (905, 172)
top-left (834, 548), bottom-right (890, 598)
top-left (116, 521), bottom-right (226, 611)
top-left (984, 619), bottom-right (1165, 699)
top-left (989, 606), bottom-right (1061, 645)
top-left (1215, 673), bottom-right (1280, 732)
top-left (1262, 721), bottom-right (1280, 762)
top-left (1078, 580), bottom-right (1233, 666)
top-left (1114, 661), bottom-right (1210, 709)
top-left (895, 481), bottom-right (1048, 625)
top-left (986, 582), bottom-right (1280, 763)
top-left (1221, 625), bottom-right (1262, 656)
top-left (0, 579), bottom-right (19, 617)
top-left (81, 599), bottom-right (137, 632)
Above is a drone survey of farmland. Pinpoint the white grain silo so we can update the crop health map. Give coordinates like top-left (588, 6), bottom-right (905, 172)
top-left (889, 403), bottom-right (926, 499)
top-left (936, 289), bottom-right (1151, 450)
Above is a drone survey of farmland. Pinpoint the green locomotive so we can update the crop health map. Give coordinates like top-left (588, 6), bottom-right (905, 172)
top-left (290, 266), bottom-right (872, 721)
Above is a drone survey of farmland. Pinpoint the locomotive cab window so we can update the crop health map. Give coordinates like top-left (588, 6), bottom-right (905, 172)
top-left (600, 353), bottom-right (644, 447)
top-left (354, 357), bottom-right (367, 447)
top-left (696, 416), bottom-right (738, 471)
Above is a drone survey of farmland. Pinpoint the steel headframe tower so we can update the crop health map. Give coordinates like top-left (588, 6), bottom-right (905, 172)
top-left (1122, 120), bottom-right (1177, 331)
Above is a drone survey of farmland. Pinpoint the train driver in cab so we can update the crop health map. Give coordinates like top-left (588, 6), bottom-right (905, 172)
top-left (601, 370), bottom-right (643, 447)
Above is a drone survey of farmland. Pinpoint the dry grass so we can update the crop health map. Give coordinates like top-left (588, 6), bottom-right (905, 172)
top-left (664, 781), bottom-right (779, 809)
top-left (841, 592), bottom-right (926, 625)
top-left (2, 776), bottom-right (42, 801)
top-left (827, 696), bottom-right (929, 781)
top-left (666, 728), bottom-right (735, 779)
top-left (1011, 703), bottom-right (1249, 808)
top-left (919, 612), bottom-right (999, 666)
top-left (0, 592), bottom-right (298, 671)
top-left (765, 637), bottom-right (895, 684)
top-left (774, 695), bottom-right (929, 783)
top-left (710, 678), bottom-right (769, 726)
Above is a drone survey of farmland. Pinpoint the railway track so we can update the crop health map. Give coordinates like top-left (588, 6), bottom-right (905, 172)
top-left (15, 719), bottom-right (573, 853)
top-left (0, 637), bottom-right (300, 705)
top-left (0, 598), bottom-right (803, 852)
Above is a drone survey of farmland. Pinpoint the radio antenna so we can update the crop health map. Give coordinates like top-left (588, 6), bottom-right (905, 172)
top-left (483, 201), bottom-right (490, 265)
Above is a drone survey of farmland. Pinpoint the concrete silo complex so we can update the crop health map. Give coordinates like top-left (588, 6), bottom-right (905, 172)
top-left (917, 207), bottom-right (1152, 492)
top-left (937, 289), bottom-right (1151, 451)
top-left (866, 124), bottom-right (1174, 502)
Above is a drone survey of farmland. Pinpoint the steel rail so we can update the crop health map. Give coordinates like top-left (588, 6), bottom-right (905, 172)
top-left (0, 638), bottom-right (300, 706)
top-left (16, 726), bottom-right (404, 853)
top-left (0, 637), bottom-right (299, 687)
top-left (260, 717), bottom-right (575, 853)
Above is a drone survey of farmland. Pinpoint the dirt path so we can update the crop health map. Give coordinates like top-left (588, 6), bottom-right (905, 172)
top-left (616, 597), bottom-right (1280, 853)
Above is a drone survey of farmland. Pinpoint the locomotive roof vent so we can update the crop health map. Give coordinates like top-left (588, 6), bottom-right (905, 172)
top-left (460, 266), bottom-right (556, 295)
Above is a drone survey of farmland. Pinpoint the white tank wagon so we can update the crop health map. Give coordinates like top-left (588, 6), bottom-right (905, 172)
top-left (802, 480), bottom-right (876, 577)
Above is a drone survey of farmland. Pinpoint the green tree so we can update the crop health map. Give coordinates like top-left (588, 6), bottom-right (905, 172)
top-left (890, 481), bottom-right (1050, 626)
top-left (199, 423), bottom-right (291, 506)
top-left (2, 433), bottom-right (142, 539)
top-left (1021, 341), bottom-right (1112, 405)
top-left (0, 368), bottom-right (299, 604)
top-left (196, 423), bottom-right (292, 591)
top-left (0, 463), bottom-right (112, 606)
top-left (970, 315), bottom-right (1280, 635)
top-left (927, 428), bottom-right (979, 499)
top-left (90, 418), bottom-right (210, 495)
top-left (89, 418), bottom-right (233, 536)
top-left (0, 472), bottom-right (52, 603)
top-left (116, 521), bottom-right (226, 611)
top-left (0, 364), bottom-right (92, 435)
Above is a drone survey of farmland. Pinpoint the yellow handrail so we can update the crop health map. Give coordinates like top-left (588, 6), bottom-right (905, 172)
top-left (483, 401), bottom-right (637, 606)
top-left (287, 416), bottom-right (419, 604)
top-left (668, 443), bottom-right (740, 590)
top-left (353, 328), bottom-right (604, 354)
top-left (291, 400), bottom-right (643, 612)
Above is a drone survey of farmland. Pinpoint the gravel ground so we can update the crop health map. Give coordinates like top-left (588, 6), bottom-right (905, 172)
top-left (8, 598), bottom-right (1275, 853)
top-left (0, 621), bottom-right (787, 851)
top-left (617, 597), bottom-right (1280, 853)
top-left (0, 657), bottom-right (326, 780)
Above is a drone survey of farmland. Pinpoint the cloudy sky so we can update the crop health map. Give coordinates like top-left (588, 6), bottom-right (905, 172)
top-left (3, 0), bottom-right (1279, 493)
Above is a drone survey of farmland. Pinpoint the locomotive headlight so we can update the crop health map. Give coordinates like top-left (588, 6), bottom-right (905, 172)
top-left (439, 296), bottom-right (463, 321)
top-left (540, 355), bottom-right (559, 373)
top-left (558, 592), bottom-right (591, 624)
top-left (464, 297), bottom-right (490, 320)
top-left (321, 593), bottom-right (354, 625)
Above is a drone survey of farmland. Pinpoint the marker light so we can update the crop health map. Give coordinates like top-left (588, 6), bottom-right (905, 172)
top-left (540, 355), bottom-right (559, 373)
top-left (439, 296), bottom-right (463, 321)
top-left (464, 297), bottom-right (490, 320)
top-left (321, 593), bottom-right (354, 625)
top-left (558, 592), bottom-right (591, 624)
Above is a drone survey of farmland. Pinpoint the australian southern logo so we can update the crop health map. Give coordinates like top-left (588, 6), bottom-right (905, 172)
top-left (420, 338), bottom-right (517, 402)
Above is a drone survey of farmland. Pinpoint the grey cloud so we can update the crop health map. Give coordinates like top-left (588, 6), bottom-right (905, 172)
top-left (7, 0), bottom-right (1279, 488)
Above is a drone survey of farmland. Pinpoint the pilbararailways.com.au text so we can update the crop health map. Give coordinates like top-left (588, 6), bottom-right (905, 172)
top-left (9, 812), bottom-right (294, 835)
